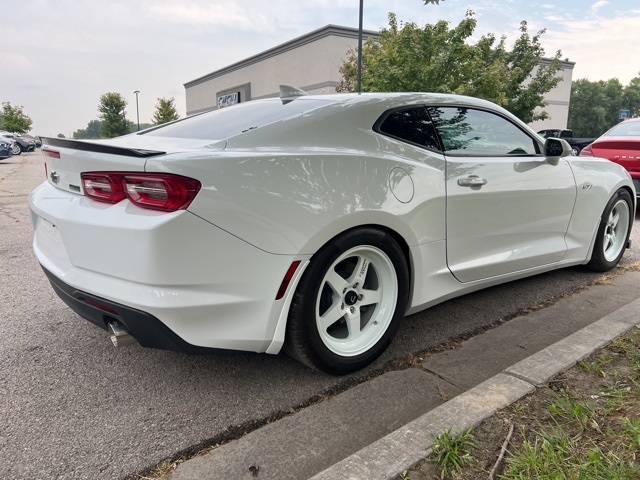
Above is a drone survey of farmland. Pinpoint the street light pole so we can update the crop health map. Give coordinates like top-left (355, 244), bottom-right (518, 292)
top-left (134, 90), bottom-right (140, 131)
top-left (357, 0), bottom-right (363, 94)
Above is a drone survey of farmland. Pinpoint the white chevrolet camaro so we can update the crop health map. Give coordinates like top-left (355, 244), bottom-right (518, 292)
top-left (29, 88), bottom-right (635, 375)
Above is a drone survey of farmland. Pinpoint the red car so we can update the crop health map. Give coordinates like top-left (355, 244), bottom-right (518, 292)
top-left (580, 118), bottom-right (640, 195)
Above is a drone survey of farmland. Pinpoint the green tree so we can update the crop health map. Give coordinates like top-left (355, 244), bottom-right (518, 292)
top-left (568, 78), bottom-right (625, 137)
top-left (57, 133), bottom-right (66, 138)
top-left (73, 120), bottom-right (102, 139)
top-left (152, 97), bottom-right (180, 125)
top-left (0, 102), bottom-right (33, 134)
top-left (623, 74), bottom-right (640, 118)
top-left (98, 92), bottom-right (129, 138)
top-left (338, 11), bottom-right (563, 123)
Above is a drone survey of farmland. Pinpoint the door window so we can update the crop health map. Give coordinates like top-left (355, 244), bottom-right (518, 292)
top-left (427, 107), bottom-right (539, 156)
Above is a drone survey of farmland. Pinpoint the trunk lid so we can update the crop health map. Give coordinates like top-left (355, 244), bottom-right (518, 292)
top-left (40, 136), bottom-right (224, 195)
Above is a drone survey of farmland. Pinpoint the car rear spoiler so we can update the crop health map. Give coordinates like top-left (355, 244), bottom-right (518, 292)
top-left (40, 137), bottom-right (166, 158)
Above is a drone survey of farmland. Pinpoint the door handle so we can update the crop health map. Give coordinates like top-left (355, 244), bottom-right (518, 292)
top-left (457, 176), bottom-right (487, 187)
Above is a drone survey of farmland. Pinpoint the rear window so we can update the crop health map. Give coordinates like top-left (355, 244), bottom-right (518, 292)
top-left (605, 121), bottom-right (640, 137)
top-left (140, 98), bottom-right (335, 140)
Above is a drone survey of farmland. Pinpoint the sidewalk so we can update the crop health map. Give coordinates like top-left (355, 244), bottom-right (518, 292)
top-left (171, 271), bottom-right (640, 480)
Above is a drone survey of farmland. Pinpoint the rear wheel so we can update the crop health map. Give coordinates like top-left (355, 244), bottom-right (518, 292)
top-left (11, 144), bottom-right (20, 155)
top-left (586, 189), bottom-right (633, 272)
top-left (284, 228), bottom-right (409, 375)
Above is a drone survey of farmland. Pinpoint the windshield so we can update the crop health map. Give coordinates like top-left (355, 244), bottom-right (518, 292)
top-left (140, 98), bottom-right (335, 140)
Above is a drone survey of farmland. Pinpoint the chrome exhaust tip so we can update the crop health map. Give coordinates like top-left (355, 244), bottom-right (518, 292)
top-left (107, 321), bottom-right (137, 347)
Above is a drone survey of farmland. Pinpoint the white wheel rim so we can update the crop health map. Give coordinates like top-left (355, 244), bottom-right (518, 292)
top-left (603, 199), bottom-right (630, 262)
top-left (315, 245), bottom-right (398, 357)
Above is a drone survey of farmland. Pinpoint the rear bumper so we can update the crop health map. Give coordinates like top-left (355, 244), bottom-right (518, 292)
top-left (29, 181), bottom-right (303, 353)
top-left (41, 266), bottom-right (219, 353)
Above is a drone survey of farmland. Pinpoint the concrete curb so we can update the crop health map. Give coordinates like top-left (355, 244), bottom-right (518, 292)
top-left (310, 297), bottom-right (640, 480)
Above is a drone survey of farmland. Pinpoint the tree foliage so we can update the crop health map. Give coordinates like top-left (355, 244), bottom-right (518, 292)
top-left (152, 97), bottom-right (180, 126)
top-left (568, 75), bottom-right (640, 137)
top-left (338, 11), bottom-right (563, 123)
top-left (0, 102), bottom-right (33, 134)
top-left (73, 120), bottom-right (103, 139)
top-left (98, 92), bottom-right (129, 138)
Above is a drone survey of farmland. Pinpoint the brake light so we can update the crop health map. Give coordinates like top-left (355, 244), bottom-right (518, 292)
top-left (579, 144), bottom-right (594, 156)
top-left (80, 173), bottom-right (201, 212)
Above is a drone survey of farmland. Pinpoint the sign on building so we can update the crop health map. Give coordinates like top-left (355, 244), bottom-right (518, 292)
top-left (218, 92), bottom-right (241, 109)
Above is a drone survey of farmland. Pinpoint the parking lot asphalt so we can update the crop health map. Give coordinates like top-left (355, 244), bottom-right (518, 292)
top-left (171, 271), bottom-right (640, 480)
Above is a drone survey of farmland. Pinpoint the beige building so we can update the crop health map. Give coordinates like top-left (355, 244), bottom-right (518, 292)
top-left (528, 58), bottom-right (575, 132)
top-left (184, 24), bottom-right (574, 130)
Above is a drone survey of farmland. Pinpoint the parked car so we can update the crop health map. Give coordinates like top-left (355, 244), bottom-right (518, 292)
top-left (580, 118), bottom-right (640, 195)
top-left (0, 139), bottom-right (13, 160)
top-left (20, 134), bottom-right (42, 148)
top-left (537, 128), bottom-right (596, 156)
top-left (0, 132), bottom-right (21, 155)
top-left (0, 131), bottom-right (36, 153)
top-left (15, 135), bottom-right (36, 152)
top-left (29, 89), bottom-right (635, 374)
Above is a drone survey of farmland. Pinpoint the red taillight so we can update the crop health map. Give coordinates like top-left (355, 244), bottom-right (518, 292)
top-left (579, 144), bottom-right (594, 156)
top-left (42, 147), bottom-right (60, 159)
top-left (276, 261), bottom-right (301, 300)
top-left (124, 175), bottom-right (201, 211)
top-left (82, 173), bottom-right (126, 203)
top-left (80, 172), bottom-right (201, 212)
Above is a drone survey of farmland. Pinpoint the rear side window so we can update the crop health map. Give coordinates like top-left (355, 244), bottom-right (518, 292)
top-left (605, 121), bottom-right (640, 137)
top-left (140, 98), bottom-right (335, 140)
top-left (376, 107), bottom-right (441, 150)
top-left (426, 106), bottom-right (538, 156)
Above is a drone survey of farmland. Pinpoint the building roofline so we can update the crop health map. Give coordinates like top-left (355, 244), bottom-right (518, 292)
top-left (184, 24), bottom-right (379, 88)
top-left (539, 57), bottom-right (576, 69)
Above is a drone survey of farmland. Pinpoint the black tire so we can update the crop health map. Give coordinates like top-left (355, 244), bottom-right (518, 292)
top-left (284, 228), bottom-right (409, 375)
top-left (586, 189), bottom-right (633, 272)
top-left (571, 146), bottom-right (581, 156)
top-left (11, 144), bottom-right (21, 155)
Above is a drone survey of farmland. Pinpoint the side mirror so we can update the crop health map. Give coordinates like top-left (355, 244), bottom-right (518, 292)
top-left (544, 138), bottom-right (572, 165)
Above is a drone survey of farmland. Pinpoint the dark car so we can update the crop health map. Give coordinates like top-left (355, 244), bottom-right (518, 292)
top-left (537, 128), bottom-right (596, 156)
top-left (0, 131), bottom-right (36, 153)
top-left (0, 139), bottom-right (13, 160)
top-left (21, 135), bottom-right (42, 148)
top-left (15, 135), bottom-right (36, 152)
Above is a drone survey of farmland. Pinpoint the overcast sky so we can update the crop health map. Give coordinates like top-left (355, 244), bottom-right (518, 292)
top-left (2, 0), bottom-right (638, 137)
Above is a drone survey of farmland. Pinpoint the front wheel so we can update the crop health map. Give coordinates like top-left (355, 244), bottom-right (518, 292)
top-left (11, 144), bottom-right (21, 155)
top-left (284, 229), bottom-right (409, 375)
top-left (586, 189), bottom-right (633, 272)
